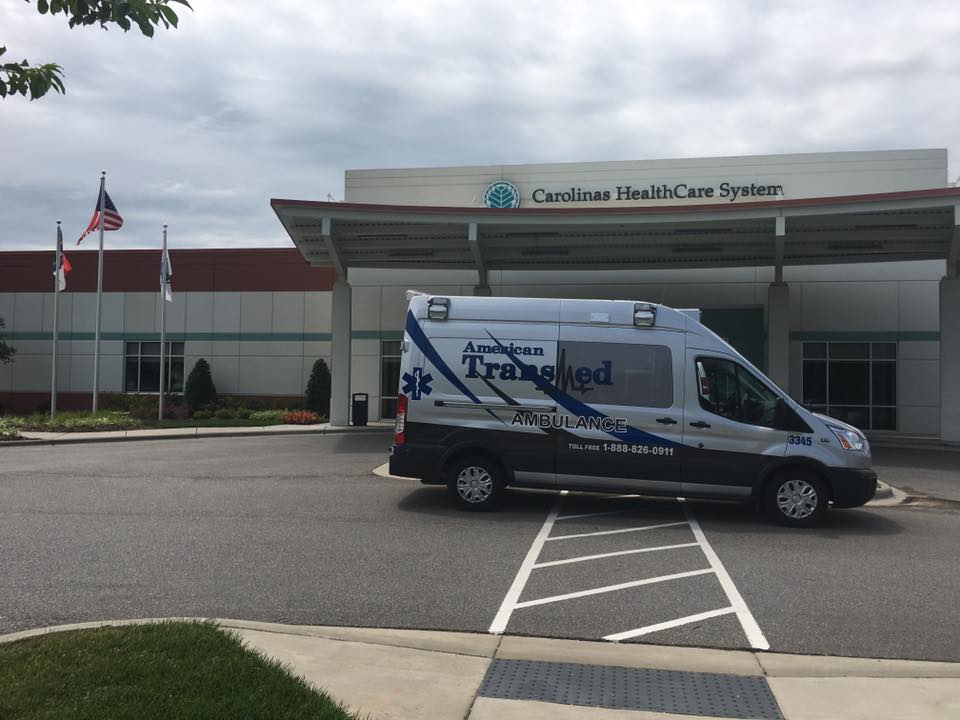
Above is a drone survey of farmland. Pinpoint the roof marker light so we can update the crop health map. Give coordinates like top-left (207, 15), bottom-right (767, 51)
top-left (634, 302), bottom-right (656, 327)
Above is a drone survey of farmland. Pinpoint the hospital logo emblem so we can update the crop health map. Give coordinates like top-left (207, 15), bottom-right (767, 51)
top-left (402, 367), bottom-right (433, 400)
top-left (483, 181), bottom-right (521, 209)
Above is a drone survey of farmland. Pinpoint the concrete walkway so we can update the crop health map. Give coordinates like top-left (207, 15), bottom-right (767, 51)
top-left (3, 619), bottom-right (958, 719)
top-left (2, 421), bottom-right (393, 446)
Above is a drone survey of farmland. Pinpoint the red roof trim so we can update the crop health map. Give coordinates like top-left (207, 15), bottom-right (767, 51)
top-left (0, 248), bottom-right (337, 293)
top-left (271, 186), bottom-right (960, 217)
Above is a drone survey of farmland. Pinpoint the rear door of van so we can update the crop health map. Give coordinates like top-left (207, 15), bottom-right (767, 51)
top-left (404, 296), bottom-right (561, 484)
top-left (551, 300), bottom-right (685, 493)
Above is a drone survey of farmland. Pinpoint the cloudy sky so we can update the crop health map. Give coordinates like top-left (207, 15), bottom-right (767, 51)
top-left (2, 0), bottom-right (959, 251)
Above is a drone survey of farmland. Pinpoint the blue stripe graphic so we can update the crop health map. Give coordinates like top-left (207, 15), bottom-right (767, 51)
top-left (404, 311), bottom-right (502, 423)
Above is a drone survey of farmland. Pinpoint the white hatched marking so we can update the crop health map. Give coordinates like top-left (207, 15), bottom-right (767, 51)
top-left (514, 568), bottom-right (712, 609)
top-left (547, 520), bottom-right (686, 541)
top-left (682, 500), bottom-right (770, 650)
top-left (488, 492), bottom-right (565, 634)
top-left (532, 542), bottom-right (699, 568)
top-left (604, 607), bottom-right (736, 642)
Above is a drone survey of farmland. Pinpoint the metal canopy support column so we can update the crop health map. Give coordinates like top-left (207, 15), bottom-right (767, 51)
top-left (325, 216), bottom-right (352, 427)
top-left (767, 215), bottom-right (790, 389)
top-left (467, 222), bottom-right (491, 295)
top-left (948, 205), bottom-right (960, 278)
top-left (940, 205), bottom-right (960, 441)
top-left (330, 278), bottom-right (352, 427)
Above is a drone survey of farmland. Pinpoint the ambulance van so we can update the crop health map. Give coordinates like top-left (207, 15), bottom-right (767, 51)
top-left (388, 293), bottom-right (877, 526)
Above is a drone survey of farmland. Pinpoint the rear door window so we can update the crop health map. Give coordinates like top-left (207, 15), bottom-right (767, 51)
top-left (557, 341), bottom-right (673, 408)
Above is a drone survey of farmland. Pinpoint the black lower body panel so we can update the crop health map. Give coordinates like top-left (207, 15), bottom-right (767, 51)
top-left (826, 467), bottom-right (878, 508)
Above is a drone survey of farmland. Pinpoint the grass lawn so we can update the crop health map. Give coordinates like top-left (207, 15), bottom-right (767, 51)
top-left (0, 621), bottom-right (358, 720)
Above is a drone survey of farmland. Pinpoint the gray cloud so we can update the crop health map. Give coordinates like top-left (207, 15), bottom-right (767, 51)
top-left (2, 0), bottom-right (958, 251)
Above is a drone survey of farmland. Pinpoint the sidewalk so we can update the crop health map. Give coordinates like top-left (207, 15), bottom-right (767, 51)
top-left (3, 619), bottom-right (958, 719)
top-left (2, 421), bottom-right (393, 447)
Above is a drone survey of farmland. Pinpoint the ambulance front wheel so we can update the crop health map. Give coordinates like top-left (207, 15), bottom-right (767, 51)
top-left (447, 455), bottom-right (505, 511)
top-left (763, 468), bottom-right (828, 527)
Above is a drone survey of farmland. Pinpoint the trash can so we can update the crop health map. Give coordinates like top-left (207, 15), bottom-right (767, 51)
top-left (351, 393), bottom-right (369, 427)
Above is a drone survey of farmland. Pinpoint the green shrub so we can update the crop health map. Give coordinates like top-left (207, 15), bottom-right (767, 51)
top-left (10, 411), bottom-right (141, 433)
top-left (249, 409), bottom-right (284, 423)
top-left (214, 407), bottom-right (234, 420)
top-left (185, 359), bottom-right (217, 410)
top-left (234, 407), bottom-right (251, 419)
top-left (305, 359), bottom-right (331, 415)
top-left (0, 418), bottom-right (20, 440)
top-left (192, 410), bottom-right (212, 420)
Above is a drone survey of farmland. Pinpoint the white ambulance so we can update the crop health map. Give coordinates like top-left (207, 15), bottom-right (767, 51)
top-left (389, 293), bottom-right (877, 526)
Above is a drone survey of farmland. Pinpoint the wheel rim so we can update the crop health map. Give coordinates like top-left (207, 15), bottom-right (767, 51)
top-left (456, 465), bottom-right (493, 504)
top-left (776, 478), bottom-right (819, 519)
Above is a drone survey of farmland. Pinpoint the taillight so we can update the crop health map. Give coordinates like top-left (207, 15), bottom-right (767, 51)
top-left (394, 394), bottom-right (408, 445)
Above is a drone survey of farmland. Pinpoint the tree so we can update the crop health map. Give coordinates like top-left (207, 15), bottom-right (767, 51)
top-left (2, 0), bottom-right (192, 100)
top-left (0, 318), bottom-right (15, 365)
top-left (184, 358), bottom-right (216, 411)
top-left (304, 359), bottom-right (331, 416)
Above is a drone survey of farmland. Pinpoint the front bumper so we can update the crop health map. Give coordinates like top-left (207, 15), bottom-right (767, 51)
top-left (825, 466), bottom-right (878, 508)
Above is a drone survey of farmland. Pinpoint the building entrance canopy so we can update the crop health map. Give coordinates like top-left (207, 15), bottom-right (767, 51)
top-left (273, 187), bottom-right (960, 277)
top-left (272, 187), bottom-right (960, 432)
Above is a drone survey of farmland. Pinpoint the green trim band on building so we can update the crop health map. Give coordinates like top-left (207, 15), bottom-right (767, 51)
top-left (8, 329), bottom-right (941, 343)
top-left (789, 331), bottom-right (940, 342)
top-left (6, 331), bottom-right (333, 342)
top-left (4, 330), bottom-right (409, 342)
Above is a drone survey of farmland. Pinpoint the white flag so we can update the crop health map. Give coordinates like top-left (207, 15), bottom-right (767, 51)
top-left (54, 225), bottom-right (72, 292)
top-left (161, 246), bottom-right (173, 303)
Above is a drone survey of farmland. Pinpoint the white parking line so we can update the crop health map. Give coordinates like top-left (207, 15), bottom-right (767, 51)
top-left (556, 508), bottom-right (643, 521)
top-left (515, 568), bottom-right (713, 609)
top-left (532, 542), bottom-right (699, 568)
top-left (488, 492), bottom-right (565, 634)
top-left (547, 521), bottom-right (686, 541)
top-left (604, 607), bottom-right (736, 642)
top-left (681, 500), bottom-right (770, 650)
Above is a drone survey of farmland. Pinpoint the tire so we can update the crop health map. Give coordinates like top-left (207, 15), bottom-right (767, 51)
top-left (446, 454), bottom-right (505, 511)
top-left (763, 469), bottom-right (828, 527)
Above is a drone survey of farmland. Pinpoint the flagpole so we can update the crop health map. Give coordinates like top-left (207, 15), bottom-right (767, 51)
top-left (159, 225), bottom-right (167, 422)
top-left (91, 171), bottom-right (106, 414)
top-left (51, 221), bottom-right (61, 420)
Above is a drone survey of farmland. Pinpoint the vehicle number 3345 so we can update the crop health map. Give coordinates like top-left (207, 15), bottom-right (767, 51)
top-left (787, 434), bottom-right (813, 446)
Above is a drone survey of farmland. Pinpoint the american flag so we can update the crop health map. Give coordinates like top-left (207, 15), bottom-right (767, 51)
top-left (76, 191), bottom-right (123, 245)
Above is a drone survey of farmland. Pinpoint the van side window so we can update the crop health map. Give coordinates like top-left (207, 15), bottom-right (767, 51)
top-left (557, 342), bottom-right (673, 408)
top-left (696, 357), bottom-right (779, 428)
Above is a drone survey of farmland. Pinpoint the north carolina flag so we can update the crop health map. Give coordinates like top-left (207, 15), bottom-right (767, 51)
top-left (54, 224), bottom-right (72, 292)
top-left (77, 191), bottom-right (123, 245)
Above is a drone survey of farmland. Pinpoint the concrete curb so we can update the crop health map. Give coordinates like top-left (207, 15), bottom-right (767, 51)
top-left (0, 424), bottom-right (393, 447)
top-left (868, 480), bottom-right (910, 507)
top-left (3, 618), bottom-right (960, 678)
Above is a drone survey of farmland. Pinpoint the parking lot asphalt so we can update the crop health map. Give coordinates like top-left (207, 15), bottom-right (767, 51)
top-left (1, 434), bottom-right (958, 661)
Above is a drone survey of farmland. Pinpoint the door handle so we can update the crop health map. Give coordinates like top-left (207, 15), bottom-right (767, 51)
top-left (655, 417), bottom-right (678, 425)
top-left (689, 421), bottom-right (712, 429)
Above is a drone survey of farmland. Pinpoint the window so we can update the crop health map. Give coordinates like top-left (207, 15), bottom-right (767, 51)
top-left (557, 342), bottom-right (673, 408)
top-left (802, 342), bottom-right (896, 430)
top-left (696, 357), bottom-right (779, 428)
top-left (380, 340), bottom-right (402, 419)
top-left (124, 341), bottom-right (185, 393)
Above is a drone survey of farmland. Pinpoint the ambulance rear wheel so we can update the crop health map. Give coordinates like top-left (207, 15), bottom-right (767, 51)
top-left (447, 455), bottom-right (504, 511)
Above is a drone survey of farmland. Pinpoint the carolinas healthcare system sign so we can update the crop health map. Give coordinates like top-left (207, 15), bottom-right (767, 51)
top-left (482, 179), bottom-right (785, 208)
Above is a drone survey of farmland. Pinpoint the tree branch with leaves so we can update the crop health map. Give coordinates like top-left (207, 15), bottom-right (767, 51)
top-left (2, 0), bottom-right (192, 100)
